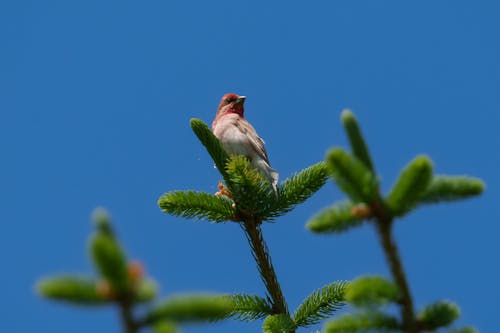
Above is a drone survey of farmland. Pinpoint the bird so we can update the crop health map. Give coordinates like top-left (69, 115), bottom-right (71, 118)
top-left (212, 93), bottom-right (279, 193)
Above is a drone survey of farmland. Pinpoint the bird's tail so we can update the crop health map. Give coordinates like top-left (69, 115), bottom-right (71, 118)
top-left (253, 158), bottom-right (279, 194)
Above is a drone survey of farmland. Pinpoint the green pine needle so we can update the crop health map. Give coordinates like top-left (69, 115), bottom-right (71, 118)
top-left (153, 321), bottom-right (178, 333)
top-left (419, 175), bottom-right (484, 204)
top-left (327, 148), bottom-right (379, 203)
top-left (341, 109), bottom-right (375, 172)
top-left (229, 294), bottom-right (274, 321)
top-left (450, 326), bottom-right (478, 333)
top-left (190, 118), bottom-right (230, 181)
top-left (225, 155), bottom-right (276, 216)
top-left (89, 232), bottom-right (129, 294)
top-left (135, 279), bottom-right (158, 303)
top-left (144, 294), bottom-right (234, 324)
top-left (345, 276), bottom-right (401, 306)
top-left (158, 190), bottom-right (236, 222)
top-left (293, 281), bottom-right (349, 327)
top-left (385, 155), bottom-right (433, 217)
top-left (36, 276), bottom-right (107, 305)
top-left (306, 200), bottom-right (365, 234)
top-left (263, 314), bottom-right (297, 333)
top-left (91, 207), bottom-right (114, 235)
top-left (324, 311), bottom-right (401, 333)
top-left (264, 162), bottom-right (329, 220)
top-left (417, 300), bottom-right (460, 331)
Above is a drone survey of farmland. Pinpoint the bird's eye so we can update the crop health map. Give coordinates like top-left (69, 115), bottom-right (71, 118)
top-left (225, 98), bottom-right (234, 104)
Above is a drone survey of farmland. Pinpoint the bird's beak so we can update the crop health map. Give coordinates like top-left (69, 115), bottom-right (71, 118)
top-left (235, 96), bottom-right (246, 105)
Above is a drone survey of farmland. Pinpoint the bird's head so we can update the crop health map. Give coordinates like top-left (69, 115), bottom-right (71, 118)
top-left (216, 93), bottom-right (246, 118)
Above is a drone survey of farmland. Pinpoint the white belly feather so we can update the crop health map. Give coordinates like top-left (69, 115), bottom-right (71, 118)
top-left (213, 114), bottom-right (279, 190)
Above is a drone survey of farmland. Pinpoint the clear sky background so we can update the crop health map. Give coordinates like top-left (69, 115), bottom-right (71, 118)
top-left (1, 1), bottom-right (499, 332)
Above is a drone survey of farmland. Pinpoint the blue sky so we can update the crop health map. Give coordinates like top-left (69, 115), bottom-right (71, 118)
top-left (1, 1), bottom-right (499, 332)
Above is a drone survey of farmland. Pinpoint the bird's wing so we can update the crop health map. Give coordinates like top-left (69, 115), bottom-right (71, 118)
top-left (235, 118), bottom-right (271, 164)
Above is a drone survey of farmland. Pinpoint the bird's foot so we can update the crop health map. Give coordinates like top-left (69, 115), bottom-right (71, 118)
top-left (215, 182), bottom-right (233, 199)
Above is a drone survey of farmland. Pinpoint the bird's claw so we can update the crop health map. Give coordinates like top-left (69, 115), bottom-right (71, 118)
top-left (215, 182), bottom-right (233, 199)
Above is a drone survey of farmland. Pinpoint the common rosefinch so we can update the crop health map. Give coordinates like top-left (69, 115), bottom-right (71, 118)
top-left (212, 93), bottom-right (279, 192)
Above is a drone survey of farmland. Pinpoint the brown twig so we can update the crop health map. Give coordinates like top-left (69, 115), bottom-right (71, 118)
top-left (241, 217), bottom-right (289, 317)
top-left (371, 201), bottom-right (417, 333)
top-left (118, 295), bottom-right (139, 333)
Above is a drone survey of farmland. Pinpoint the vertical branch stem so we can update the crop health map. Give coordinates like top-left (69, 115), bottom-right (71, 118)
top-left (119, 297), bottom-right (139, 333)
top-left (242, 218), bottom-right (289, 316)
top-left (372, 206), bottom-right (417, 333)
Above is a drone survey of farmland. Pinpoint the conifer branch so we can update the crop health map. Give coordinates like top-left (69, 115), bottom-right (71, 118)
top-left (157, 120), bottom-right (338, 331)
top-left (242, 219), bottom-right (289, 316)
top-left (293, 281), bottom-right (348, 327)
top-left (419, 175), bottom-right (484, 204)
top-left (263, 314), bottom-right (297, 333)
top-left (153, 321), bottom-right (177, 333)
top-left (345, 275), bottom-right (401, 306)
top-left (327, 148), bottom-right (379, 203)
top-left (134, 279), bottom-right (158, 303)
top-left (373, 214), bottom-right (417, 333)
top-left (89, 224), bottom-right (130, 294)
top-left (386, 155), bottom-right (433, 217)
top-left (36, 276), bottom-right (107, 305)
top-left (157, 191), bottom-right (236, 222)
top-left (341, 109), bottom-right (375, 172)
top-left (190, 118), bottom-right (230, 181)
top-left (324, 311), bottom-right (401, 333)
top-left (306, 200), bottom-right (365, 234)
top-left (316, 110), bottom-right (486, 333)
top-left (450, 327), bottom-right (478, 333)
top-left (229, 294), bottom-right (274, 321)
top-left (264, 162), bottom-right (329, 220)
top-left (93, 207), bottom-right (114, 235)
top-left (226, 155), bottom-right (276, 215)
top-left (39, 209), bottom-right (245, 333)
top-left (337, 112), bottom-right (417, 331)
top-left (142, 294), bottom-right (234, 325)
top-left (119, 296), bottom-right (139, 333)
top-left (416, 300), bottom-right (460, 331)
